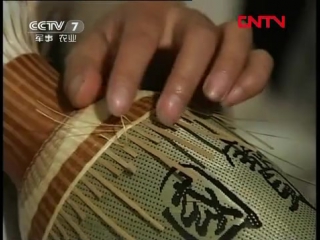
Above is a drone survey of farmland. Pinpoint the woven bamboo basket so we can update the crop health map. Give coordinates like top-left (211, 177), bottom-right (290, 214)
top-left (3, 1), bottom-right (316, 240)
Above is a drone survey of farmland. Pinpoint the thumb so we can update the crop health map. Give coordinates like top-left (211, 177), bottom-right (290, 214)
top-left (63, 30), bottom-right (110, 108)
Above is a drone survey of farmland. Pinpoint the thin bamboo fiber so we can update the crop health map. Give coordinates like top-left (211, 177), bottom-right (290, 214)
top-left (3, 1), bottom-right (316, 240)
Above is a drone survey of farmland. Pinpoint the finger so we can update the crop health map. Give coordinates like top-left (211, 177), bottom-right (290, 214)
top-left (64, 30), bottom-right (110, 108)
top-left (157, 13), bottom-right (219, 126)
top-left (222, 49), bottom-right (274, 106)
top-left (106, 18), bottom-right (162, 116)
top-left (203, 21), bottom-right (252, 102)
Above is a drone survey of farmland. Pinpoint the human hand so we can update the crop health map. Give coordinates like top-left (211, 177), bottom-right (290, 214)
top-left (64, 1), bottom-right (273, 125)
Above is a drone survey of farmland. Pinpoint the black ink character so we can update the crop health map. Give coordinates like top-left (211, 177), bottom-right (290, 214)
top-left (220, 140), bottom-right (316, 212)
top-left (160, 164), bottom-right (262, 240)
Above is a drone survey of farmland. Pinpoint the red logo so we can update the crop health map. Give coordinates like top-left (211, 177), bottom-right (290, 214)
top-left (238, 15), bottom-right (286, 29)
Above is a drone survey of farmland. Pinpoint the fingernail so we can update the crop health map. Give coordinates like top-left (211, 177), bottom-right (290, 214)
top-left (68, 75), bottom-right (84, 102)
top-left (204, 72), bottom-right (230, 102)
top-left (223, 87), bottom-right (243, 106)
top-left (157, 94), bottom-right (183, 126)
top-left (108, 87), bottom-right (130, 116)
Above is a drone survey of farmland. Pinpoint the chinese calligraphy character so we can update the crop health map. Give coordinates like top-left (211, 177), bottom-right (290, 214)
top-left (44, 34), bottom-right (53, 42)
top-left (68, 34), bottom-right (77, 42)
top-left (160, 163), bottom-right (262, 239)
top-left (220, 140), bottom-right (315, 212)
top-left (59, 34), bottom-right (68, 43)
top-left (35, 34), bottom-right (44, 42)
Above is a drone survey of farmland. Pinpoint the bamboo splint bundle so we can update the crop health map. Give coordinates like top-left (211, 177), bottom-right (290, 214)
top-left (3, 1), bottom-right (316, 240)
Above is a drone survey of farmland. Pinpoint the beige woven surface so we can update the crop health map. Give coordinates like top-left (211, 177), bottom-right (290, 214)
top-left (45, 110), bottom-right (316, 240)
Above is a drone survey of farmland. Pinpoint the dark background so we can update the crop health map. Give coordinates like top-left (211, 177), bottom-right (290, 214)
top-left (243, 0), bottom-right (307, 90)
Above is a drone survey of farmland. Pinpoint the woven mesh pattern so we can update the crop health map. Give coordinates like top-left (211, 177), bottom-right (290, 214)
top-left (48, 114), bottom-right (316, 240)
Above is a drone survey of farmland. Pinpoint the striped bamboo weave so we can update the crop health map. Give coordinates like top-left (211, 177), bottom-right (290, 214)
top-left (4, 54), bottom-right (316, 240)
top-left (3, 1), bottom-right (316, 238)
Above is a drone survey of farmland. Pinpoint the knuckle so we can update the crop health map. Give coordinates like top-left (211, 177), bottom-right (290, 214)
top-left (259, 50), bottom-right (274, 66)
top-left (245, 27), bottom-right (253, 38)
top-left (244, 73), bottom-right (269, 94)
top-left (251, 49), bottom-right (274, 71)
top-left (195, 27), bottom-right (217, 42)
top-left (167, 72), bottom-right (199, 99)
top-left (252, 83), bottom-right (266, 96)
top-left (112, 71), bottom-right (131, 82)
top-left (169, 73), bottom-right (194, 96)
top-left (240, 81), bottom-right (258, 97)
top-left (214, 42), bottom-right (254, 73)
top-left (137, 24), bottom-right (157, 39)
top-left (223, 21), bottom-right (253, 42)
top-left (188, 8), bottom-right (214, 26)
top-left (127, 19), bottom-right (160, 39)
top-left (171, 71), bottom-right (191, 85)
top-left (214, 54), bottom-right (244, 75)
top-left (185, 25), bottom-right (218, 49)
top-left (184, 9), bottom-right (218, 43)
top-left (126, 27), bottom-right (159, 49)
top-left (64, 32), bottom-right (109, 68)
